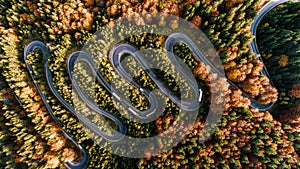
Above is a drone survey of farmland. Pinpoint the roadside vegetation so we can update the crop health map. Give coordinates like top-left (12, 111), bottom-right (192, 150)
top-left (0, 0), bottom-right (299, 168)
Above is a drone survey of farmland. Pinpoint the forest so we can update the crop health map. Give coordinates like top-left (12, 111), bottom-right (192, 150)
top-left (0, 0), bottom-right (299, 168)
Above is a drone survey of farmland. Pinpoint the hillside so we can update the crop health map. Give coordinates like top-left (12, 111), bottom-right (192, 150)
top-left (0, 0), bottom-right (299, 168)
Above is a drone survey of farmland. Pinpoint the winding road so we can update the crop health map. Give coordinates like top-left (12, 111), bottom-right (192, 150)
top-left (19, 0), bottom-right (299, 167)
top-left (23, 35), bottom-right (205, 168)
